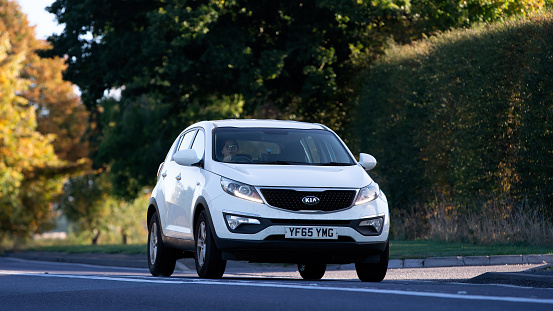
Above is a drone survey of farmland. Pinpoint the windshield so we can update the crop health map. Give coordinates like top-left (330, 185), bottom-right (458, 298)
top-left (212, 127), bottom-right (355, 165)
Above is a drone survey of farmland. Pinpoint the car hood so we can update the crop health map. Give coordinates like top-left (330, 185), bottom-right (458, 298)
top-left (209, 162), bottom-right (373, 188)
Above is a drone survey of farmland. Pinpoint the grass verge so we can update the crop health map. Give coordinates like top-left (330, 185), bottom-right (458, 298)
top-left (19, 240), bottom-right (553, 259)
top-left (23, 244), bottom-right (146, 255)
top-left (391, 240), bottom-right (553, 259)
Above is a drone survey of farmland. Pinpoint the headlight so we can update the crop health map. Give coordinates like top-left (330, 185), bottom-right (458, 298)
top-left (221, 177), bottom-right (263, 204)
top-left (354, 183), bottom-right (380, 205)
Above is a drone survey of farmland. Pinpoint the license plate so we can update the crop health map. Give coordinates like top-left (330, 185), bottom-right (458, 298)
top-left (284, 226), bottom-right (338, 239)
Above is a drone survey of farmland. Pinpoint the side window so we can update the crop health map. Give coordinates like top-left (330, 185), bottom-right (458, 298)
top-left (177, 130), bottom-right (197, 152)
top-left (190, 130), bottom-right (205, 158)
top-left (168, 130), bottom-right (196, 162)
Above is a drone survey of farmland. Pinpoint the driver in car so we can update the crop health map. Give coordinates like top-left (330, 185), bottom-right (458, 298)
top-left (222, 139), bottom-right (238, 162)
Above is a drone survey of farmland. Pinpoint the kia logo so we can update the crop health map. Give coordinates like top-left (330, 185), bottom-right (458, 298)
top-left (302, 196), bottom-right (320, 205)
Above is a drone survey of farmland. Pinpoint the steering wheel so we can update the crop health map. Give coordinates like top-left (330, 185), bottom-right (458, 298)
top-left (231, 155), bottom-right (253, 163)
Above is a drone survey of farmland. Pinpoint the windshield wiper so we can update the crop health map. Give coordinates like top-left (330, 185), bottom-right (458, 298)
top-left (260, 160), bottom-right (303, 165)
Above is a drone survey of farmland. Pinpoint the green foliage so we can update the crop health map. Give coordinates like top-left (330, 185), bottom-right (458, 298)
top-left (45, 0), bottom-right (544, 199)
top-left (354, 12), bottom-right (553, 222)
top-left (57, 174), bottom-right (111, 244)
top-left (409, 0), bottom-right (545, 37)
top-left (95, 94), bottom-right (243, 197)
top-left (111, 193), bottom-right (149, 245)
top-left (44, 0), bottom-right (412, 198)
top-left (57, 173), bottom-right (149, 245)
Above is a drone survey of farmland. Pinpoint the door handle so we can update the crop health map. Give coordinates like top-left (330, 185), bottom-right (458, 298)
top-left (176, 174), bottom-right (181, 181)
top-left (162, 171), bottom-right (167, 178)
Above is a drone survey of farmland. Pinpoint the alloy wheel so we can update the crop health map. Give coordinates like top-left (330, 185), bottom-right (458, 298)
top-left (149, 222), bottom-right (158, 265)
top-left (197, 222), bottom-right (206, 267)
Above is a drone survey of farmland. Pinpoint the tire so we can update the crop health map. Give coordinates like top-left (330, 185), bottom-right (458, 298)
top-left (298, 263), bottom-right (326, 280)
top-left (195, 211), bottom-right (227, 278)
top-left (355, 241), bottom-right (389, 282)
top-left (148, 213), bottom-right (176, 277)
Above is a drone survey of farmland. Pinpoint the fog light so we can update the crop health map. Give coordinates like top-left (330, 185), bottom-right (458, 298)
top-left (225, 214), bottom-right (261, 230)
top-left (359, 217), bottom-right (384, 233)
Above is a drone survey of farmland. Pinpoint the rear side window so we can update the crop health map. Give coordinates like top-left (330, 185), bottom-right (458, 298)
top-left (177, 130), bottom-right (197, 152)
top-left (167, 129), bottom-right (197, 162)
top-left (191, 130), bottom-right (205, 158)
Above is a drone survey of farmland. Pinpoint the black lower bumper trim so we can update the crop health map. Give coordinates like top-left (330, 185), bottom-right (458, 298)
top-left (217, 238), bottom-right (387, 264)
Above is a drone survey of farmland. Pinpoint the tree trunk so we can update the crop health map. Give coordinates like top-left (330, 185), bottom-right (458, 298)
top-left (91, 229), bottom-right (100, 245)
top-left (122, 231), bottom-right (128, 245)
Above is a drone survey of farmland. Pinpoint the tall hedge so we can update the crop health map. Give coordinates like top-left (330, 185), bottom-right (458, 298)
top-left (354, 12), bottom-right (553, 219)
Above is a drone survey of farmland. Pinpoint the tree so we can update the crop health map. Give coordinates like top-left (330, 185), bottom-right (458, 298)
top-left (21, 48), bottom-right (89, 163)
top-left (57, 174), bottom-right (110, 244)
top-left (44, 0), bottom-right (411, 198)
top-left (0, 14), bottom-right (61, 240)
top-left (0, 0), bottom-right (87, 242)
top-left (45, 0), bottom-right (542, 199)
top-left (57, 173), bottom-right (149, 244)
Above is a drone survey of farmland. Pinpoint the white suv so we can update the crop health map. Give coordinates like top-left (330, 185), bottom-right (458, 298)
top-left (147, 119), bottom-right (389, 282)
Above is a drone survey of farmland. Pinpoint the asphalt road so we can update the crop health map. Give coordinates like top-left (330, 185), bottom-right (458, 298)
top-left (1, 257), bottom-right (552, 310)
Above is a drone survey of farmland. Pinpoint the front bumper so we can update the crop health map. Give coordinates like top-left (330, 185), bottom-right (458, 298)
top-left (204, 180), bottom-right (390, 264)
top-left (210, 212), bottom-right (389, 264)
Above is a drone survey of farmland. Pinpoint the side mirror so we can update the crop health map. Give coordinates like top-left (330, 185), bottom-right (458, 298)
top-left (174, 149), bottom-right (201, 166)
top-left (359, 153), bottom-right (377, 170)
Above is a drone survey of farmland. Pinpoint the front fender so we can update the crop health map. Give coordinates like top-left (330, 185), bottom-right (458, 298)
top-left (147, 197), bottom-right (159, 233)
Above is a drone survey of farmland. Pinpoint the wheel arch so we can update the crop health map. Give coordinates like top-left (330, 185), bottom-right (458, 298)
top-left (193, 196), bottom-right (220, 247)
top-left (147, 197), bottom-right (159, 230)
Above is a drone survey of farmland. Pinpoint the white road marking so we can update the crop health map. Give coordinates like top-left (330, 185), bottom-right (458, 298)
top-left (4, 257), bottom-right (148, 272)
top-left (1, 270), bottom-right (552, 305)
top-left (448, 281), bottom-right (536, 290)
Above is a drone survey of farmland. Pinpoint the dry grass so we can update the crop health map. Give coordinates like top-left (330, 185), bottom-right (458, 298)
top-left (390, 196), bottom-right (553, 247)
top-left (424, 197), bottom-right (553, 246)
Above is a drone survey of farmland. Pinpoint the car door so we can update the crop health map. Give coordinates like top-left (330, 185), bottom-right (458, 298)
top-left (165, 129), bottom-right (205, 240)
top-left (163, 129), bottom-right (196, 238)
top-left (173, 129), bottom-right (205, 240)
top-left (154, 134), bottom-right (180, 229)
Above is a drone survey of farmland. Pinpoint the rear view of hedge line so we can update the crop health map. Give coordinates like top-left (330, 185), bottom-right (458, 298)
top-left (354, 11), bottom-right (553, 240)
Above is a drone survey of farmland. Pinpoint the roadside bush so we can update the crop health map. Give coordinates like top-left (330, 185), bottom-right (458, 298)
top-left (354, 11), bottom-right (553, 242)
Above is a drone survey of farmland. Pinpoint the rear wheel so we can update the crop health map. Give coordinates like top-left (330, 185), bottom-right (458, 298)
top-left (355, 241), bottom-right (389, 282)
top-left (195, 211), bottom-right (227, 278)
top-left (148, 213), bottom-right (176, 277)
top-left (298, 263), bottom-right (326, 280)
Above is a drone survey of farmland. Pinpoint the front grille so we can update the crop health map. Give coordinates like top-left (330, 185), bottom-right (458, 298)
top-left (260, 189), bottom-right (356, 212)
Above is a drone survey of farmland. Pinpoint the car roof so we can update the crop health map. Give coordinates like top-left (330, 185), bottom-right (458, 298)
top-left (204, 119), bottom-right (327, 130)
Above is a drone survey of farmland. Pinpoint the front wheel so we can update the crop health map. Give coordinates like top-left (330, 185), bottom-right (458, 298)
top-left (148, 213), bottom-right (176, 277)
top-left (355, 241), bottom-right (389, 282)
top-left (298, 263), bottom-right (326, 280)
top-left (195, 211), bottom-right (227, 278)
